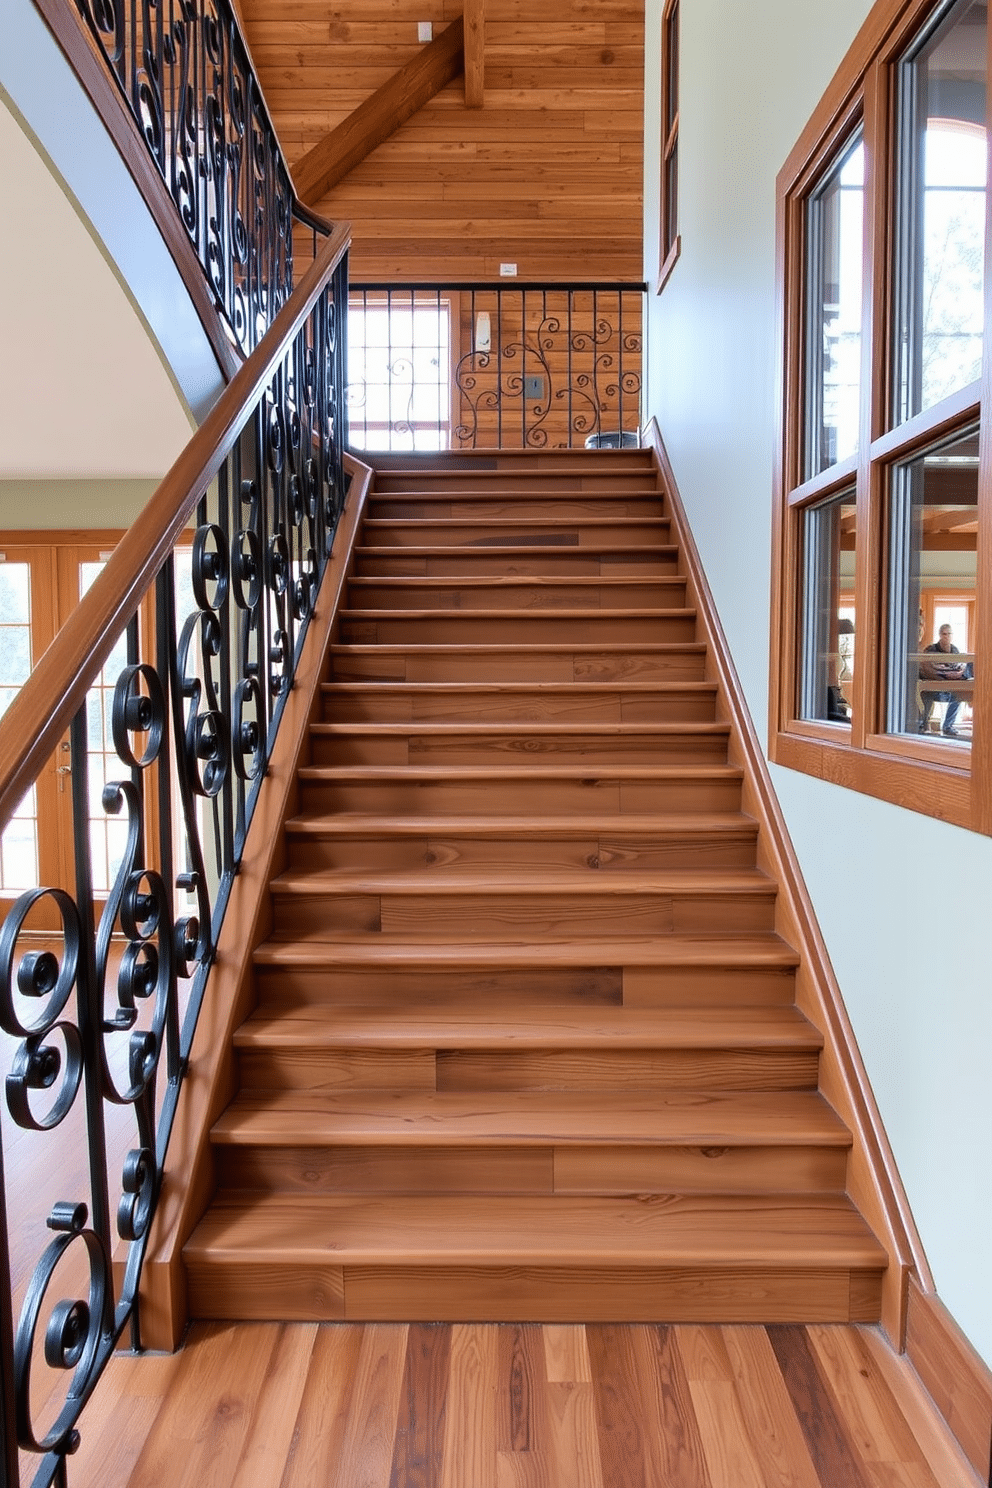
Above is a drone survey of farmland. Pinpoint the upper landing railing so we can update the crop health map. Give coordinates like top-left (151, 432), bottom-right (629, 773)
top-left (33, 0), bottom-right (330, 362)
top-left (0, 216), bottom-right (349, 1488)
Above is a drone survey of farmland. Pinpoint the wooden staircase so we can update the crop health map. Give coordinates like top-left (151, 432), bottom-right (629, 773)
top-left (183, 449), bottom-right (887, 1323)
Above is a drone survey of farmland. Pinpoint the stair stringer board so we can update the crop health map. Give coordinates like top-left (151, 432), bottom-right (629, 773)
top-left (135, 454), bottom-right (374, 1350)
top-left (643, 418), bottom-right (928, 1346)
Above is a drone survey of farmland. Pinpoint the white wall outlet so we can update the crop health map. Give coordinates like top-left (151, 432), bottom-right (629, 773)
top-left (418, 21), bottom-right (433, 41)
top-left (499, 263), bottom-right (517, 276)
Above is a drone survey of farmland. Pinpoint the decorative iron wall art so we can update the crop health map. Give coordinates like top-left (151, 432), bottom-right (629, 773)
top-left (346, 284), bottom-right (645, 452)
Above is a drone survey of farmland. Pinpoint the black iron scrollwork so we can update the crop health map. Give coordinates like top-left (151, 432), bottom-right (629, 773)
top-left (73, 0), bottom-right (309, 352)
top-left (0, 267), bottom-right (347, 1486)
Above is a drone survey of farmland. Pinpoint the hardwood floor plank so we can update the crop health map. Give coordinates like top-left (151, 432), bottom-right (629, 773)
top-left (545, 1378), bottom-right (605, 1488)
top-left (642, 1325), bottom-right (711, 1487)
top-left (586, 1323), bottom-right (652, 1488)
top-left (390, 1323), bottom-right (452, 1488)
top-left (767, 1324), bottom-right (875, 1488)
top-left (499, 1323), bottom-right (548, 1453)
top-left (808, 1324), bottom-right (938, 1474)
top-left (440, 1323), bottom-right (500, 1488)
top-left (229, 1325), bottom-right (318, 1488)
top-left (279, 1325), bottom-right (364, 1486)
top-left (720, 1325), bottom-right (822, 1488)
top-left (543, 1325), bottom-right (592, 1384)
top-left (333, 1324), bottom-right (409, 1487)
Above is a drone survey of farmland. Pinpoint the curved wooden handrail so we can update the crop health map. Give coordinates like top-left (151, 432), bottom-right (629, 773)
top-left (0, 219), bottom-right (352, 832)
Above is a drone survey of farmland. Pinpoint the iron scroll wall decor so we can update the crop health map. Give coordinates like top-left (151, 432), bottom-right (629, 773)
top-left (0, 245), bottom-right (348, 1488)
top-left (71, 0), bottom-right (321, 353)
top-left (346, 283), bottom-right (646, 452)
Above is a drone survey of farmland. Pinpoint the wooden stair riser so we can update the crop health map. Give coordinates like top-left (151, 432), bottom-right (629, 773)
top-left (369, 473), bottom-right (662, 495)
top-left (360, 520), bottom-right (668, 547)
top-left (354, 546), bottom-right (681, 577)
top-left (319, 684), bottom-right (719, 724)
top-left (283, 828), bottom-right (759, 875)
top-left (345, 578), bottom-right (686, 609)
top-left (338, 611), bottom-right (698, 645)
top-left (252, 961), bottom-right (799, 1010)
top-left (327, 645), bottom-right (709, 683)
top-left (184, 1262), bottom-right (883, 1325)
top-left (214, 1141), bottom-right (848, 1199)
top-left (367, 498), bottom-right (669, 522)
top-left (235, 1046), bottom-right (819, 1093)
top-left (268, 886), bottom-right (778, 939)
top-left (307, 727), bottom-right (730, 768)
top-left (297, 771), bottom-right (745, 816)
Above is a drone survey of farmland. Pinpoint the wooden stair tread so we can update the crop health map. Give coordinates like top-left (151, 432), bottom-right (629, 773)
top-left (354, 544), bottom-right (679, 556)
top-left (348, 576), bottom-right (682, 589)
top-left (298, 763), bottom-right (742, 780)
top-left (361, 518), bottom-right (670, 529)
top-left (284, 812), bottom-right (757, 837)
top-left (340, 607), bottom-right (695, 620)
top-left (184, 1192), bottom-right (886, 1268)
top-left (269, 867), bottom-right (775, 894)
top-left (322, 681), bottom-right (716, 694)
top-left (309, 721), bottom-right (729, 738)
top-left (213, 1089), bottom-right (845, 1148)
top-left (252, 935), bottom-right (799, 969)
top-left (234, 1004), bottom-right (821, 1051)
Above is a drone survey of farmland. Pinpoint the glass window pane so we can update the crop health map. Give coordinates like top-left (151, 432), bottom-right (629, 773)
top-left (805, 135), bottom-right (864, 479)
top-left (894, 0), bottom-right (987, 423)
top-left (885, 424), bottom-right (977, 740)
top-left (798, 489), bottom-right (857, 723)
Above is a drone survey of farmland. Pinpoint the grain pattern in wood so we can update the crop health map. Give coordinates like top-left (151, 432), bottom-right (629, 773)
top-left (767, 1325), bottom-right (875, 1488)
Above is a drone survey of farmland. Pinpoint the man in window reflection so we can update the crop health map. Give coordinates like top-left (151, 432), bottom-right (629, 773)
top-left (920, 624), bottom-right (971, 738)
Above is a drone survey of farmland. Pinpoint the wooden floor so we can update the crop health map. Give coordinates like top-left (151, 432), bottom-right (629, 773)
top-left (50, 1320), bottom-right (981, 1487)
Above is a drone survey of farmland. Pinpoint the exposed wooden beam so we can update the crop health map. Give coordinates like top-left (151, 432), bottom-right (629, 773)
top-left (464, 0), bottom-right (486, 108)
top-left (294, 18), bottom-right (464, 205)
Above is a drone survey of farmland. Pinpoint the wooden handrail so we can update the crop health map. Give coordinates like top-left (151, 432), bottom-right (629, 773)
top-left (0, 219), bottom-right (351, 832)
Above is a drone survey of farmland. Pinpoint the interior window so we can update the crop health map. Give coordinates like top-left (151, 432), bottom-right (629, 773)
top-left (885, 424), bottom-right (977, 740)
top-left (893, 0), bottom-right (987, 423)
top-left (805, 134), bottom-right (865, 478)
top-left (798, 490), bottom-right (858, 724)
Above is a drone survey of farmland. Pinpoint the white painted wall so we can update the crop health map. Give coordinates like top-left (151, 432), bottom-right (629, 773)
top-left (644, 0), bottom-right (992, 1365)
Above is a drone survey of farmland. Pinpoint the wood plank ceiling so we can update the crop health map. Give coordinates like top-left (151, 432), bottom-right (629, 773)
top-left (241, 0), bottom-right (645, 281)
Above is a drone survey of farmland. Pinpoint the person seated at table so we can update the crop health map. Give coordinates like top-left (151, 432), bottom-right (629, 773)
top-left (920, 623), bottom-right (971, 737)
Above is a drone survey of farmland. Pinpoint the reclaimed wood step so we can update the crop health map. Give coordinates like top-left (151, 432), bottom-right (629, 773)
top-left (346, 575), bottom-right (686, 608)
top-left (182, 1192), bottom-right (886, 1323)
top-left (267, 868), bottom-right (778, 939)
top-left (283, 813), bottom-right (758, 873)
top-left (231, 1005), bottom-right (821, 1093)
top-left (296, 763), bottom-right (746, 815)
top-left (327, 642), bottom-right (708, 683)
top-left (251, 934), bottom-right (800, 1009)
top-left (338, 607), bottom-right (698, 645)
top-left (367, 496), bottom-right (668, 520)
top-left (307, 721), bottom-right (730, 767)
top-left (353, 544), bottom-right (681, 577)
top-left (319, 681), bottom-right (718, 724)
top-left (360, 518), bottom-right (669, 547)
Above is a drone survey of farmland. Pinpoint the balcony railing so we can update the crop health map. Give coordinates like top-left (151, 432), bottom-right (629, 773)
top-left (346, 282), bottom-right (646, 452)
top-left (36, 0), bottom-right (330, 357)
top-left (0, 223), bottom-right (349, 1488)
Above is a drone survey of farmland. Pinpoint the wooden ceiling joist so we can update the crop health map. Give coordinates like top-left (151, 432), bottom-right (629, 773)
top-left (464, 0), bottom-right (486, 108)
top-left (294, 16), bottom-right (465, 206)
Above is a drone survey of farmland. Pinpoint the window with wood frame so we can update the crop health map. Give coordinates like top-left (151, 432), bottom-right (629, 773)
top-left (658, 0), bottom-right (680, 290)
top-left (770, 0), bottom-right (991, 834)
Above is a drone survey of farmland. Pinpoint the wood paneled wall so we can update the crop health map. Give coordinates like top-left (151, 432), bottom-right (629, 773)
top-left (242, 0), bottom-right (644, 281)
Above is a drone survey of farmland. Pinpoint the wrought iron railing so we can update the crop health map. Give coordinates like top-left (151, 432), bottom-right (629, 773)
top-left (346, 282), bottom-right (646, 452)
top-left (0, 223), bottom-right (349, 1488)
top-left (49, 0), bottom-right (329, 355)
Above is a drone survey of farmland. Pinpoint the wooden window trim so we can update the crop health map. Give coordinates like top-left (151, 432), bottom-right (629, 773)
top-left (769, 0), bottom-right (992, 834)
top-left (657, 0), bottom-right (681, 293)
